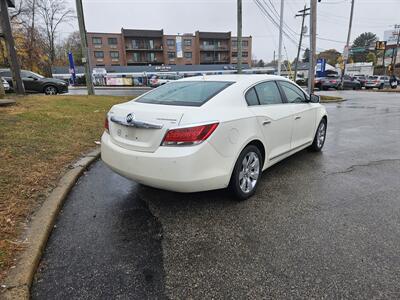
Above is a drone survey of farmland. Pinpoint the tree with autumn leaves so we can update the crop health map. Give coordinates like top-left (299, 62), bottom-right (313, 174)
top-left (0, 0), bottom-right (77, 76)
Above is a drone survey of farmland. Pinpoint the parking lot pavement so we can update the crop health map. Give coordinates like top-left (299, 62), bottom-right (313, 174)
top-left (32, 91), bottom-right (400, 299)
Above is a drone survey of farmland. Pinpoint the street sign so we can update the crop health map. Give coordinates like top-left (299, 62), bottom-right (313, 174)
top-left (375, 41), bottom-right (386, 51)
top-left (343, 46), bottom-right (349, 60)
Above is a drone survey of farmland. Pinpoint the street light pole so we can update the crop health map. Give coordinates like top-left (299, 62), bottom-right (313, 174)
top-left (341, 0), bottom-right (355, 86)
top-left (294, 5), bottom-right (310, 82)
top-left (0, 0), bottom-right (25, 95)
top-left (277, 0), bottom-right (284, 76)
top-left (237, 0), bottom-right (243, 74)
top-left (75, 0), bottom-right (95, 95)
top-left (308, 0), bottom-right (317, 94)
top-left (391, 24), bottom-right (400, 75)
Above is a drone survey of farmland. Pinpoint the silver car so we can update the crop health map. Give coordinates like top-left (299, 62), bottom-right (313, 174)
top-left (1, 77), bottom-right (10, 91)
top-left (365, 76), bottom-right (390, 89)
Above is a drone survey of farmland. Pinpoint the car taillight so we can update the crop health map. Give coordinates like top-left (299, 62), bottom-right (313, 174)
top-left (104, 116), bottom-right (109, 132)
top-left (330, 80), bottom-right (337, 83)
top-left (161, 122), bottom-right (219, 146)
top-left (373, 80), bottom-right (379, 83)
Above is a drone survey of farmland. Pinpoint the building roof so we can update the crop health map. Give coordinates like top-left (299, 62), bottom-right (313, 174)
top-left (121, 28), bottom-right (163, 37)
top-left (197, 31), bottom-right (231, 40)
top-left (52, 64), bottom-right (251, 75)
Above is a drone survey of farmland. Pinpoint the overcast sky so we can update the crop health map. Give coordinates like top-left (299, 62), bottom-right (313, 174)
top-left (62, 0), bottom-right (400, 62)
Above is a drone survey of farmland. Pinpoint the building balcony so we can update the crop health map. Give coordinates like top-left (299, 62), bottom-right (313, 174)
top-left (125, 46), bottom-right (163, 51)
top-left (200, 45), bottom-right (229, 51)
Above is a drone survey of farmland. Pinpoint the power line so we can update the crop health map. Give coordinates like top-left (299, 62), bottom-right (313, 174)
top-left (253, 0), bottom-right (307, 50)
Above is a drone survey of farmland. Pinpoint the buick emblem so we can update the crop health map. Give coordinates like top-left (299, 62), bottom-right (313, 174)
top-left (126, 113), bottom-right (134, 123)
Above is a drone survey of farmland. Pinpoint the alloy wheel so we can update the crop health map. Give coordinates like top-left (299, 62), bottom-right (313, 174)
top-left (239, 152), bottom-right (260, 193)
top-left (317, 122), bottom-right (326, 148)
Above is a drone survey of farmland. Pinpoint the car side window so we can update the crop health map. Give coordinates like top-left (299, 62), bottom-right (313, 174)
top-left (21, 71), bottom-right (32, 79)
top-left (278, 81), bottom-right (307, 103)
top-left (254, 81), bottom-right (282, 105)
top-left (0, 71), bottom-right (12, 77)
top-left (245, 87), bottom-right (259, 106)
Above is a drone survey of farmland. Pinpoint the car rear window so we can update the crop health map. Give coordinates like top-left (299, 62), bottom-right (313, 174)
top-left (136, 81), bottom-right (234, 106)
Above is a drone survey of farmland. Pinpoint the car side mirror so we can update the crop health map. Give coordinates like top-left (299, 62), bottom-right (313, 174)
top-left (309, 94), bottom-right (320, 103)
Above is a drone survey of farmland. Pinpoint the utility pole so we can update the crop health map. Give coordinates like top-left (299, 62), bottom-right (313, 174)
top-left (75, 0), bottom-right (95, 95)
top-left (391, 24), bottom-right (400, 75)
top-left (341, 0), bottom-right (355, 87)
top-left (0, 0), bottom-right (25, 95)
top-left (294, 5), bottom-right (310, 82)
top-left (277, 0), bottom-right (284, 76)
top-left (308, 0), bottom-right (317, 94)
top-left (237, 0), bottom-right (243, 74)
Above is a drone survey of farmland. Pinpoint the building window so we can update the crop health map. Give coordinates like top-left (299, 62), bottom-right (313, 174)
top-left (184, 39), bottom-right (192, 47)
top-left (92, 37), bottom-right (102, 45)
top-left (110, 51), bottom-right (119, 59)
top-left (232, 40), bottom-right (238, 47)
top-left (108, 38), bottom-right (118, 45)
top-left (232, 52), bottom-right (237, 57)
top-left (184, 52), bottom-right (192, 59)
top-left (167, 39), bottom-right (175, 46)
top-left (94, 51), bottom-right (104, 58)
top-left (242, 51), bottom-right (248, 57)
top-left (133, 52), bottom-right (140, 62)
top-left (242, 40), bottom-right (249, 47)
top-left (168, 52), bottom-right (176, 59)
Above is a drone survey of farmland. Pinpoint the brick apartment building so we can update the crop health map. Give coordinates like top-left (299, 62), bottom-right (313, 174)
top-left (87, 29), bottom-right (252, 67)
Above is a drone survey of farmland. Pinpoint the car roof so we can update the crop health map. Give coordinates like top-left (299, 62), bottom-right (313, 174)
top-left (179, 74), bottom-right (292, 85)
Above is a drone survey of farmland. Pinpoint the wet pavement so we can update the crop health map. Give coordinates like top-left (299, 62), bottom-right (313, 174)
top-left (32, 91), bottom-right (400, 299)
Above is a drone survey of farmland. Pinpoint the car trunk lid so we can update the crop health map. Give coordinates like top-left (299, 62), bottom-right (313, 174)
top-left (108, 102), bottom-right (184, 153)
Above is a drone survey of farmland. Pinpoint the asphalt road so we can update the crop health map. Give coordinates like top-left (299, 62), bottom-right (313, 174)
top-left (32, 91), bottom-right (400, 299)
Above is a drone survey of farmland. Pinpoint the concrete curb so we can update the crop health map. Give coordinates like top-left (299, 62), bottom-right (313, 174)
top-left (1, 149), bottom-right (101, 300)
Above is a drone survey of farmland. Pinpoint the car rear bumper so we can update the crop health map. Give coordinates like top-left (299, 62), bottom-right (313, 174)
top-left (101, 132), bottom-right (232, 193)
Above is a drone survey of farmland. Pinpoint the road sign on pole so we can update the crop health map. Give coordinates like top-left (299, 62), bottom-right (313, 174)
top-left (343, 46), bottom-right (349, 60)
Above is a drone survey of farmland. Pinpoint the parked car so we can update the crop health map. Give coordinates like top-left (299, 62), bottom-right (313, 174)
top-left (102, 75), bottom-right (327, 200)
top-left (365, 75), bottom-right (390, 89)
top-left (1, 77), bottom-right (10, 91)
top-left (0, 69), bottom-right (68, 95)
top-left (353, 74), bottom-right (367, 88)
top-left (315, 76), bottom-right (361, 90)
top-left (149, 74), bottom-right (182, 88)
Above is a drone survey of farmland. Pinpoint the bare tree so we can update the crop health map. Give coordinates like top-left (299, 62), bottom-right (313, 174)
top-left (37, 0), bottom-right (75, 74)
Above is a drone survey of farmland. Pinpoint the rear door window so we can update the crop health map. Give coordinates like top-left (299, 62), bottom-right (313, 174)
top-left (136, 81), bottom-right (234, 106)
top-left (254, 81), bottom-right (283, 105)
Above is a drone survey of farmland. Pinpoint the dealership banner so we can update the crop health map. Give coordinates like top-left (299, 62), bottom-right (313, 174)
top-left (176, 36), bottom-right (183, 58)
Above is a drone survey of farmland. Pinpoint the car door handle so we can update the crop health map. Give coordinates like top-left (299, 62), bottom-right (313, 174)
top-left (263, 120), bottom-right (271, 125)
top-left (295, 116), bottom-right (301, 120)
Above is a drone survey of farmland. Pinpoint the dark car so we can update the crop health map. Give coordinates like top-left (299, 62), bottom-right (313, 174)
top-left (353, 74), bottom-right (367, 88)
top-left (315, 76), bottom-right (361, 90)
top-left (0, 69), bottom-right (68, 95)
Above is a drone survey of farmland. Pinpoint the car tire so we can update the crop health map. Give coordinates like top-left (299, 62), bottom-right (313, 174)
top-left (44, 85), bottom-right (58, 95)
top-left (229, 145), bottom-right (262, 201)
top-left (379, 84), bottom-right (384, 90)
top-left (309, 118), bottom-right (327, 152)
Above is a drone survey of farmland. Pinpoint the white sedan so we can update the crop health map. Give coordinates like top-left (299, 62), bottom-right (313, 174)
top-left (101, 75), bottom-right (327, 200)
